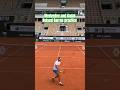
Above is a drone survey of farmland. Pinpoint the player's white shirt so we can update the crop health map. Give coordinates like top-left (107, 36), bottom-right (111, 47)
top-left (53, 60), bottom-right (61, 70)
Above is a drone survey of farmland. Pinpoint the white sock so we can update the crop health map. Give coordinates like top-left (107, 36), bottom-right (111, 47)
top-left (59, 82), bottom-right (62, 84)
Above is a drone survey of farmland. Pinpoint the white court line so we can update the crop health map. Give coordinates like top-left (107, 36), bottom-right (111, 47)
top-left (36, 43), bottom-right (83, 47)
top-left (57, 46), bottom-right (61, 57)
top-left (36, 67), bottom-right (85, 70)
top-left (100, 47), bottom-right (120, 69)
top-left (78, 46), bottom-right (85, 56)
top-left (35, 44), bottom-right (48, 53)
top-left (35, 56), bottom-right (82, 58)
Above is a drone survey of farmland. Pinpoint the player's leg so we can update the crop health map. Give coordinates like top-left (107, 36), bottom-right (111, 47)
top-left (57, 71), bottom-right (64, 86)
top-left (52, 70), bottom-right (59, 81)
top-left (52, 70), bottom-right (63, 86)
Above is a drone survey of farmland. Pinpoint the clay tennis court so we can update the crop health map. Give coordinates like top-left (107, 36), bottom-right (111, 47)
top-left (86, 39), bottom-right (120, 90)
top-left (0, 38), bottom-right (120, 90)
top-left (0, 37), bottom-right (34, 90)
top-left (35, 42), bottom-right (85, 90)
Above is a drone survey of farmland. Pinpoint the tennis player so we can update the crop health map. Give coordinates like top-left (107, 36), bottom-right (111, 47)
top-left (52, 57), bottom-right (64, 86)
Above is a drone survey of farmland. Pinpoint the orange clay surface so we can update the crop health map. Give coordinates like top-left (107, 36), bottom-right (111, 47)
top-left (0, 37), bottom-right (34, 90)
top-left (35, 42), bottom-right (85, 90)
top-left (86, 39), bottom-right (120, 90)
top-left (0, 37), bottom-right (120, 90)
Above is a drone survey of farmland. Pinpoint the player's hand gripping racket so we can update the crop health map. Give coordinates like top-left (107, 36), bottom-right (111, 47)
top-left (59, 68), bottom-right (65, 74)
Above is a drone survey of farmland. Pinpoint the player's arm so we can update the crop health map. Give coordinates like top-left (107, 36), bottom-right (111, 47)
top-left (55, 65), bottom-right (60, 71)
top-left (56, 65), bottom-right (63, 73)
top-left (59, 61), bottom-right (64, 72)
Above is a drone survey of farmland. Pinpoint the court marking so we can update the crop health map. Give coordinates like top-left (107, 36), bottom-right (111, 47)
top-left (77, 45), bottom-right (85, 56)
top-left (36, 67), bottom-right (85, 70)
top-left (35, 56), bottom-right (82, 59)
top-left (99, 47), bottom-right (120, 69)
top-left (57, 46), bottom-right (61, 57)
